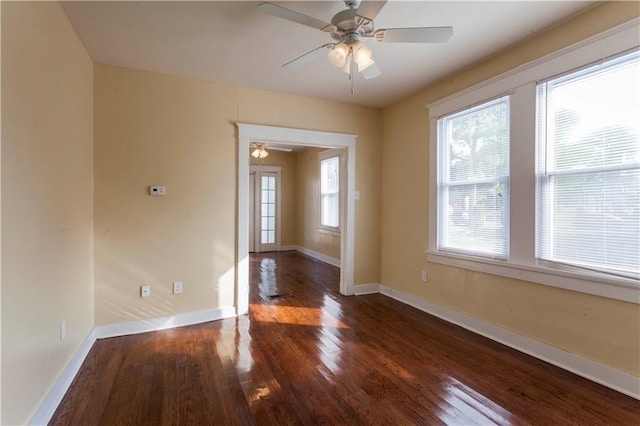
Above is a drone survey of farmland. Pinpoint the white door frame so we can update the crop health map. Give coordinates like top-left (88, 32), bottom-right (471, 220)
top-left (236, 123), bottom-right (357, 315)
top-left (250, 165), bottom-right (282, 253)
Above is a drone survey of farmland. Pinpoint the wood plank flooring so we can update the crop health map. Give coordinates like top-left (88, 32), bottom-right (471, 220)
top-left (51, 251), bottom-right (640, 425)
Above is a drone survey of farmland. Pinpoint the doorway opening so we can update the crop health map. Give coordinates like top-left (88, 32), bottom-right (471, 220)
top-left (236, 123), bottom-right (357, 315)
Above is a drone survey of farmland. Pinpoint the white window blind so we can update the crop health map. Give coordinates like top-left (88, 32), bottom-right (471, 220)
top-left (321, 156), bottom-right (340, 228)
top-left (437, 96), bottom-right (510, 258)
top-left (536, 50), bottom-right (640, 278)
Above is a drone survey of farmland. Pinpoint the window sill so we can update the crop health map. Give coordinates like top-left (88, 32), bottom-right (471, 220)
top-left (426, 250), bottom-right (639, 304)
top-left (319, 226), bottom-right (341, 237)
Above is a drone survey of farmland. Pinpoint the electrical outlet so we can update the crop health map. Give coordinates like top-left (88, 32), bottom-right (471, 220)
top-left (141, 285), bottom-right (151, 297)
top-left (60, 320), bottom-right (66, 341)
top-left (173, 281), bottom-right (183, 294)
top-left (421, 271), bottom-right (428, 283)
top-left (149, 185), bottom-right (166, 196)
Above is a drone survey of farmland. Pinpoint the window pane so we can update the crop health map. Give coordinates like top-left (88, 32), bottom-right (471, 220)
top-left (320, 155), bottom-right (340, 228)
top-left (537, 50), bottom-right (640, 277)
top-left (443, 181), bottom-right (508, 256)
top-left (543, 170), bottom-right (639, 273)
top-left (445, 100), bottom-right (509, 182)
top-left (438, 96), bottom-right (510, 258)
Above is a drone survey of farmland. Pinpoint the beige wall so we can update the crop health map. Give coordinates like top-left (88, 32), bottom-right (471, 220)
top-left (94, 66), bottom-right (382, 325)
top-left (1, 2), bottom-right (94, 424)
top-left (380, 1), bottom-right (640, 376)
top-left (94, 65), bottom-right (238, 325)
top-left (295, 148), bottom-right (341, 261)
top-left (250, 150), bottom-right (297, 247)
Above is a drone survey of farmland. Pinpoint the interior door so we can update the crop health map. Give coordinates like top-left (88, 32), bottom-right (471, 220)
top-left (249, 166), bottom-right (281, 253)
top-left (258, 172), bottom-right (278, 252)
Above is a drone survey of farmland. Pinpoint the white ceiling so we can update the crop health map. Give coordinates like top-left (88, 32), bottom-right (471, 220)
top-left (61, 1), bottom-right (597, 108)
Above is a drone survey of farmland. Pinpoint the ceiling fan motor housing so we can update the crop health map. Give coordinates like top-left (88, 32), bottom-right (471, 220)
top-left (329, 9), bottom-right (374, 41)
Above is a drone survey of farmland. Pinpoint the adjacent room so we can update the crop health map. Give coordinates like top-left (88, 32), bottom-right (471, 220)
top-left (1, 1), bottom-right (639, 424)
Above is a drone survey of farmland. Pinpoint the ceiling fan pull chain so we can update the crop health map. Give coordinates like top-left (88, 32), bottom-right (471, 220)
top-left (350, 47), bottom-right (355, 95)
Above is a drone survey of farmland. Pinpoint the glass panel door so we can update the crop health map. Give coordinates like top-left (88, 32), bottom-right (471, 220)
top-left (259, 173), bottom-right (277, 251)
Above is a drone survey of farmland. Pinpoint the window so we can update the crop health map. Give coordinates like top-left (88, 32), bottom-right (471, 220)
top-left (536, 50), bottom-right (640, 278)
top-left (428, 22), bottom-right (639, 302)
top-left (438, 96), bottom-right (510, 258)
top-left (320, 154), bottom-right (340, 230)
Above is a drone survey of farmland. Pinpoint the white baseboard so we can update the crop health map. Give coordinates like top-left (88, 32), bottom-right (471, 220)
top-left (262, 245), bottom-right (341, 268)
top-left (94, 307), bottom-right (237, 339)
top-left (353, 283), bottom-right (381, 295)
top-left (378, 284), bottom-right (640, 400)
top-left (29, 329), bottom-right (97, 426)
top-left (292, 246), bottom-right (340, 268)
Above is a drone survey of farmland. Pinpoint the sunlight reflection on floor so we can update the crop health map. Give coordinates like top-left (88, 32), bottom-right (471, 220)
top-left (250, 304), bottom-right (349, 328)
top-left (440, 376), bottom-right (514, 425)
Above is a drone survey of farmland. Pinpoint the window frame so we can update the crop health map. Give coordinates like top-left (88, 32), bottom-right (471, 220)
top-left (319, 149), bottom-right (344, 235)
top-left (535, 51), bottom-right (640, 280)
top-left (427, 19), bottom-right (640, 304)
top-left (437, 95), bottom-right (511, 260)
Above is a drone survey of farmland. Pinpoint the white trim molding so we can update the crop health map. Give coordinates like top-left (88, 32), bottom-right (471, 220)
top-left (237, 123), bottom-right (357, 315)
top-left (427, 251), bottom-right (639, 304)
top-left (292, 246), bottom-right (340, 268)
top-left (378, 284), bottom-right (640, 400)
top-left (353, 283), bottom-right (381, 295)
top-left (29, 330), bottom-right (97, 426)
top-left (94, 307), bottom-right (236, 339)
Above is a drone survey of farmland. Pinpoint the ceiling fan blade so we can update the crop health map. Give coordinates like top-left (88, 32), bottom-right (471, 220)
top-left (361, 62), bottom-right (381, 80)
top-left (268, 146), bottom-right (293, 152)
top-left (373, 27), bottom-right (453, 43)
top-left (282, 44), bottom-right (333, 70)
top-left (258, 2), bottom-right (331, 31)
top-left (356, 0), bottom-right (388, 21)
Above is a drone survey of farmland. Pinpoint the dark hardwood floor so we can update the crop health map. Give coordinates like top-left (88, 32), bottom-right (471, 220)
top-left (51, 251), bottom-right (640, 425)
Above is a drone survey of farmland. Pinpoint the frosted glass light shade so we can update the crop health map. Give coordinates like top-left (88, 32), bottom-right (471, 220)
top-left (328, 43), bottom-right (349, 68)
top-left (251, 147), bottom-right (269, 159)
top-left (353, 41), bottom-right (372, 66)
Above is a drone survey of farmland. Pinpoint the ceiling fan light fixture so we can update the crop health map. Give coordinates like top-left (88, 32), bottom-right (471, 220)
top-left (352, 41), bottom-right (372, 64)
top-left (328, 42), bottom-right (349, 67)
top-left (357, 56), bottom-right (375, 72)
top-left (251, 145), bottom-right (269, 159)
top-left (340, 52), bottom-right (352, 73)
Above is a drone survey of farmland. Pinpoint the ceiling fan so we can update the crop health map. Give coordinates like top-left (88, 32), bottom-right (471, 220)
top-left (250, 142), bottom-right (293, 159)
top-left (259, 0), bottom-right (453, 82)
